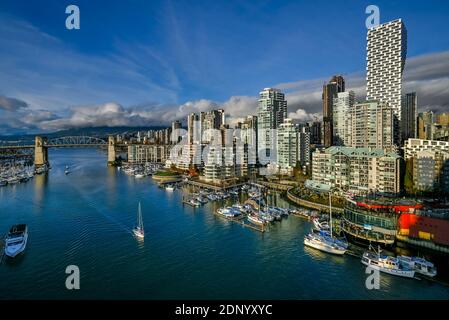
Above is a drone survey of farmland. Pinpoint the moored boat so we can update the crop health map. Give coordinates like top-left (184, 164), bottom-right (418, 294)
top-left (247, 214), bottom-right (265, 225)
top-left (397, 256), bottom-right (437, 277)
top-left (304, 232), bottom-right (347, 255)
top-left (361, 248), bottom-right (415, 278)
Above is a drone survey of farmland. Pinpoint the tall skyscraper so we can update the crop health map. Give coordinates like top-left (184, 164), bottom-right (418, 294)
top-left (257, 88), bottom-right (287, 160)
top-left (322, 75), bottom-right (345, 147)
top-left (417, 111), bottom-right (434, 140)
top-left (333, 91), bottom-right (355, 146)
top-left (401, 92), bottom-right (417, 143)
top-left (277, 118), bottom-right (298, 172)
top-left (350, 100), bottom-right (394, 151)
top-left (171, 120), bottom-right (182, 144)
top-left (309, 121), bottom-right (322, 145)
top-left (366, 19), bottom-right (407, 145)
top-left (298, 125), bottom-right (311, 170)
top-left (187, 113), bottom-right (201, 145)
top-left (200, 109), bottom-right (225, 143)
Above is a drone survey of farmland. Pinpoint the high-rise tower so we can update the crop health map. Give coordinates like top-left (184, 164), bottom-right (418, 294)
top-left (366, 19), bottom-right (407, 145)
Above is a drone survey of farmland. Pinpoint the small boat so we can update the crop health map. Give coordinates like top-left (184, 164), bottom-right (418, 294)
top-left (397, 256), bottom-right (437, 277)
top-left (259, 212), bottom-right (275, 223)
top-left (4, 224), bottom-right (28, 258)
top-left (207, 193), bottom-right (218, 201)
top-left (248, 214), bottom-right (265, 225)
top-left (189, 199), bottom-right (201, 207)
top-left (165, 185), bottom-right (175, 192)
top-left (361, 248), bottom-right (415, 278)
top-left (6, 176), bottom-right (20, 184)
top-left (0, 180), bottom-right (7, 187)
top-left (134, 173), bottom-right (145, 178)
top-left (304, 232), bottom-right (347, 255)
top-left (313, 218), bottom-right (330, 231)
top-left (217, 207), bottom-right (241, 218)
top-left (64, 165), bottom-right (70, 175)
top-left (132, 202), bottom-right (145, 239)
top-left (196, 196), bottom-right (208, 204)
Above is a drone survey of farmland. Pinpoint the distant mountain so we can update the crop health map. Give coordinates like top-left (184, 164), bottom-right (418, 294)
top-left (0, 126), bottom-right (169, 141)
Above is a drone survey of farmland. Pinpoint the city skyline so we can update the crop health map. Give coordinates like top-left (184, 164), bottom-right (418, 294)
top-left (1, 1), bottom-right (449, 135)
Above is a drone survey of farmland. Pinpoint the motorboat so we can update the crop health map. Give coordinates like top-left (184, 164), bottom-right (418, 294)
top-left (247, 214), bottom-right (265, 225)
top-left (134, 172), bottom-right (145, 178)
top-left (196, 196), bottom-right (208, 204)
top-left (165, 185), bottom-right (175, 192)
top-left (361, 248), bottom-right (415, 278)
top-left (132, 202), bottom-right (145, 239)
top-left (397, 256), bottom-right (437, 277)
top-left (217, 207), bottom-right (241, 218)
top-left (259, 211), bottom-right (275, 223)
top-left (4, 224), bottom-right (29, 258)
top-left (64, 165), bottom-right (70, 175)
top-left (189, 199), bottom-right (201, 207)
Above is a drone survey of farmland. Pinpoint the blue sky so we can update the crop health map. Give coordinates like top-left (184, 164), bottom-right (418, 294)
top-left (1, 0), bottom-right (449, 133)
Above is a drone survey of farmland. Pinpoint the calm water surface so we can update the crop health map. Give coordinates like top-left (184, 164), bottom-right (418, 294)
top-left (1, 149), bottom-right (448, 299)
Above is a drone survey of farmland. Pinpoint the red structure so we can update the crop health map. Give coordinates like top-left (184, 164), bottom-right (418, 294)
top-left (398, 213), bottom-right (449, 247)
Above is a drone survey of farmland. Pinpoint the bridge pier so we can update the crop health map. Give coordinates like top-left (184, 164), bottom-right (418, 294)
top-left (34, 136), bottom-right (49, 168)
top-left (108, 136), bottom-right (116, 165)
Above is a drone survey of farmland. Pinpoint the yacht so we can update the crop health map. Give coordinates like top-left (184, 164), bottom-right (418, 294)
top-left (361, 249), bottom-right (415, 278)
top-left (165, 185), bottom-right (175, 192)
top-left (397, 256), bottom-right (437, 277)
top-left (247, 214), bottom-right (265, 225)
top-left (304, 232), bottom-right (347, 255)
top-left (217, 206), bottom-right (241, 218)
top-left (132, 202), bottom-right (145, 239)
top-left (4, 224), bottom-right (28, 258)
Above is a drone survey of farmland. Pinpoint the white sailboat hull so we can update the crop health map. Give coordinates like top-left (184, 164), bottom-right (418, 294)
top-left (304, 237), bottom-right (346, 255)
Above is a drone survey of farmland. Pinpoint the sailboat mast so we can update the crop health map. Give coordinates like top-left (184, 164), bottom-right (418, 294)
top-left (138, 202), bottom-right (143, 229)
top-left (329, 191), bottom-right (332, 238)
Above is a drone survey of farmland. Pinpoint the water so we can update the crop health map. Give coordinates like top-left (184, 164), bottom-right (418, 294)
top-left (0, 148), bottom-right (448, 299)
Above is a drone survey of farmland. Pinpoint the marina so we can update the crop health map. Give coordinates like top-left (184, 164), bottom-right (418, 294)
top-left (0, 149), bottom-right (448, 299)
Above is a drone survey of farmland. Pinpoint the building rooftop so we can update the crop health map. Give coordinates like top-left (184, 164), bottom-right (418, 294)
top-left (324, 146), bottom-right (400, 158)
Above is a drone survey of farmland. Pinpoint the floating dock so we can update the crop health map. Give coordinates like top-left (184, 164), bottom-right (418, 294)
top-left (213, 211), bottom-right (265, 233)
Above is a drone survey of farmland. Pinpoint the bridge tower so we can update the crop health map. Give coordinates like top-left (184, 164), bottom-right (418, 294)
top-left (108, 136), bottom-right (116, 165)
top-left (34, 136), bottom-right (49, 168)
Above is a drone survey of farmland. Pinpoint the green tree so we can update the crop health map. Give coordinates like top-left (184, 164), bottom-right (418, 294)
top-left (404, 158), bottom-right (414, 194)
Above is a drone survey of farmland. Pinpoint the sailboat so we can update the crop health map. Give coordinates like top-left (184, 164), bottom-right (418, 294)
top-left (132, 202), bottom-right (145, 239)
top-left (304, 191), bottom-right (348, 255)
